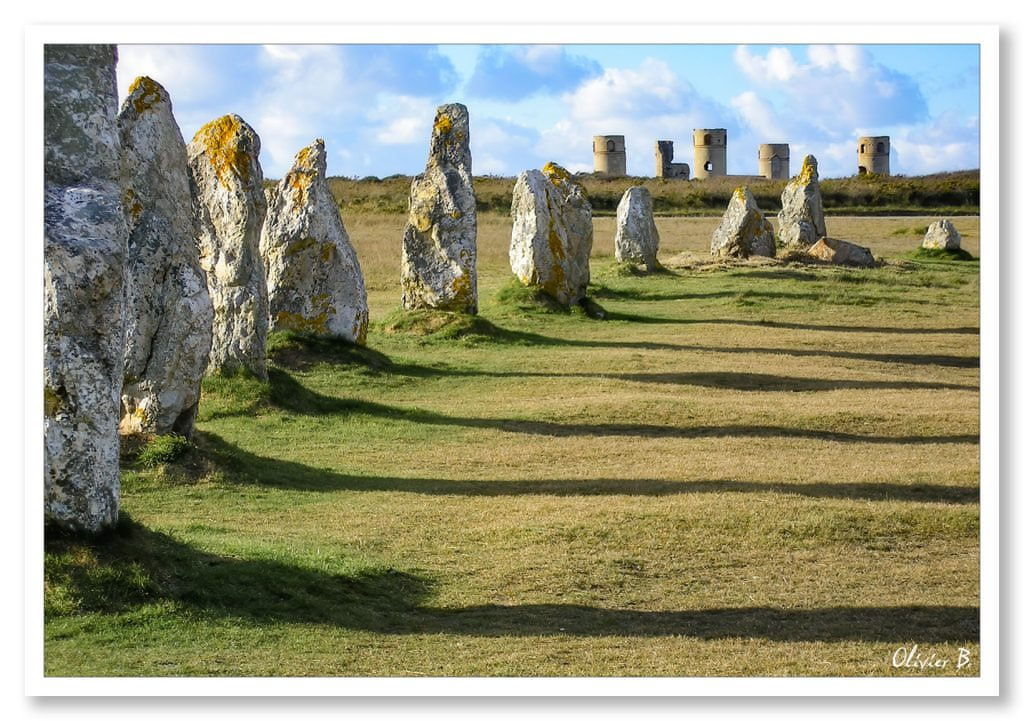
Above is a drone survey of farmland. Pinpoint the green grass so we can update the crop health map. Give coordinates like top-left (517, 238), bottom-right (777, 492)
top-left (907, 247), bottom-right (976, 262)
top-left (45, 249), bottom-right (980, 678)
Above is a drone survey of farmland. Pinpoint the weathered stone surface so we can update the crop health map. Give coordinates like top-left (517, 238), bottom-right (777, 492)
top-left (118, 77), bottom-right (213, 438)
top-left (614, 186), bottom-right (660, 270)
top-left (806, 236), bottom-right (876, 267)
top-left (187, 114), bottom-right (269, 378)
top-left (401, 104), bottom-right (477, 313)
top-left (509, 162), bottom-right (593, 306)
top-left (44, 44), bottom-right (126, 532)
top-left (261, 139), bottom-right (369, 343)
top-left (777, 155), bottom-right (827, 247)
top-left (710, 186), bottom-right (776, 258)
top-left (922, 219), bottom-right (962, 250)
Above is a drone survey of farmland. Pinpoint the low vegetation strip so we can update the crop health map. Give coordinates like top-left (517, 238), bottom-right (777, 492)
top-left (322, 170), bottom-right (980, 217)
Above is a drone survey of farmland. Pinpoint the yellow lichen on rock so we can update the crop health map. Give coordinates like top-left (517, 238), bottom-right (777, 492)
top-left (44, 386), bottom-right (62, 417)
top-left (434, 114), bottom-right (453, 135)
top-left (275, 309), bottom-right (331, 335)
top-left (128, 76), bottom-right (163, 115)
top-left (288, 170), bottom-right (312, 206)
top-left (193, 115), bottom-right (251, 186)
top-left (798, 156), bottom-right (816, 185)
top-left (543, 161), bottom-right (571, 188)
top-left (450, 270), bottom-right (472, 302)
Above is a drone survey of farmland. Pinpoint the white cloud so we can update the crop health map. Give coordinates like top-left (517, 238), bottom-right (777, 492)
top-left (727, 45), bottom-right (976, 176)
top-left (733, 44), bottom-right (927, 129)
top-left (116, 45), bottom-right (221, 106)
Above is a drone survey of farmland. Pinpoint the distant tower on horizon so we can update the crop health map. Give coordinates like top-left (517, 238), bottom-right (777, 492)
top-left (693, 128), bottom-right (727, 179)
top-left (654, 140), bottom-right (690, 179)
top-left (858, 136), bottom-right (891, 175)
top-left (593, 135), bottom-right (627, 176)
top-left (758, 143), bottom-right (790, 180)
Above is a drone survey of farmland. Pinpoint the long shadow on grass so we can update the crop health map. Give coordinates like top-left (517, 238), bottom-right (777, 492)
top-left (378, 318), bottom-right (978, 367)
top-left (46, 517), bottom-right (979, 642)
top-left (504, 371), bottom-right (976, 392)
top-left (257, 371), bottom-right (979, 446)
top-left (194, 431), bottom-right (979, 505)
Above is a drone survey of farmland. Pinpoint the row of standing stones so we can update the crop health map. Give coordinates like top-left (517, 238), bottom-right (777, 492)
top-left (43, 46), bottom-right (964, 534)
top-left (708, 154), bottom-right (963, 263)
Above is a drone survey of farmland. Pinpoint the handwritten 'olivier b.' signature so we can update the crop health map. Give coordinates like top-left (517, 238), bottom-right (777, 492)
top-left (891, 645), bottom-right (972, 671)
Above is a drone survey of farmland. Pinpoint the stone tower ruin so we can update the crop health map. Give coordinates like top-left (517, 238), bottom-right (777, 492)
top-left (693, 128), bottom-right (727, 179)
top-left (858, 136), bottom-right (890, 175)
top-left (758, 143), bottom-right (790, 180)
top-left (593, 135), bottom-right (627, 176)
top-left (654, 141), bottom-right (690, 179)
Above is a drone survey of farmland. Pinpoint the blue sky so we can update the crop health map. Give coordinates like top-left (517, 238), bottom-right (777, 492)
top-left (115, 43), bottom-right (980, 180)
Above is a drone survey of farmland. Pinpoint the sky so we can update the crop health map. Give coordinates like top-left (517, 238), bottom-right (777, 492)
top-left (114, 43), bottom-right (980, 181)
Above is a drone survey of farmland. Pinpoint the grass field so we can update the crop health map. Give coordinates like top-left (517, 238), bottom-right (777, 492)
top-left (43, 211), bottom-right (981, 678)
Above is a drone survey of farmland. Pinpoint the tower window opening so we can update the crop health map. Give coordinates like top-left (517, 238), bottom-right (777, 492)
top-left (858, 166), bottom-right (867, 175)
top-left (860, 144), bottom-right (865, 153)
top-left (877, 142), bottom-right (885, 153)
top-left (607, 140), bottom-right (615, 151)
top-left (704, 161), bottom-right (713, 172)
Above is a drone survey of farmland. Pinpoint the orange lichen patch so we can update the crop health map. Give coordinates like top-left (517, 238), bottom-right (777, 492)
top-left (434, 114), bottom-right (453, 135)
top-left (287, 169), bottom-right (313, 206)
top-left (321, 243), bottom-right (334, 263)
top-left (128, 76), bottom-right (164, 115)
top-left (735, 186), bottom-right (746, 202)
top-left (122, 187), bottom-right (144, 221)
top-left (294, 144), bottom-right (316, 169)
top-left (450, 209), bottom-right (462, 220)
top-left (193, 115), bottom-right (251, 186)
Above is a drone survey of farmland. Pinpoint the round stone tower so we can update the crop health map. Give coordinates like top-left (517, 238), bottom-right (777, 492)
top-left (693, 128), bottom-right (727, 179)
top-left (857, 136), bottom-right (890, 175)
top-left (758, 143), bottom-right (790, 180)
top-left (593, 135), bottom-right (627, 176)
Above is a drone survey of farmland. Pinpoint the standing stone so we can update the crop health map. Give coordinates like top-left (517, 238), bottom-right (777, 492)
top-left (260, 139), bottom-right (369, 344)
top-left (806, 237), bottom-right (876, 267)
top-left (922, 219), bottom-right (962, 250)
top-left (614, 186), bottom-right (660, 270)
top-left (777, 154), bottom-right (827, 248)
top-left (401, 104), bottom-right (477, 313)
top-left (187, 114), bottom-right (269, 379)
top-left (710, 187), bottom-right (776, 258)
top-left (509, 162), bottom-right (593, 307)
top-left (44, 44), bottom-right (126, 532)
top-left (118, 77), bottom-right (213, 438)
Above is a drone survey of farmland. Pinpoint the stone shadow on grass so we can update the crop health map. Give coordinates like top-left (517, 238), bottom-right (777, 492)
top-left (258, 371), bottom-right (979, 446)
top-left (193, 431), bottom-right (978, 505)
top-left (45, 516), bottom-right (979, 643)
